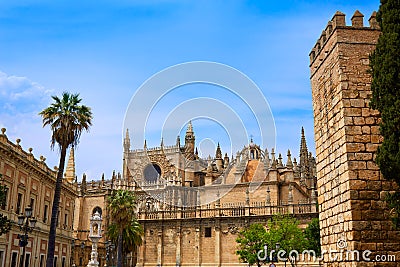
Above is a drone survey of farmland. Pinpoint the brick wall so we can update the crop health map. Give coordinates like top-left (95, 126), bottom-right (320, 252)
top-left (310, 11), bottom-right (400, 266)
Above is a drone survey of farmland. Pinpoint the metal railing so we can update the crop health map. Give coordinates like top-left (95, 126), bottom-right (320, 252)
top-left (138, 202), bottom-right (317, 220)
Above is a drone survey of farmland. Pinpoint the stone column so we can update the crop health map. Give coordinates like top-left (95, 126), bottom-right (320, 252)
top-left (214, 220), bottom-right (221, 267)
top-left (156, 230), bottom-right (162, 267)
top-left (175, 224), bottom-right (181, 266)
top-left (195, 227), bottom-right (201, 266)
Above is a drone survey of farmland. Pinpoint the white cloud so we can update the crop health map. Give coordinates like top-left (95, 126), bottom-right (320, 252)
top-left (0, 70), bottom-right (52, 115)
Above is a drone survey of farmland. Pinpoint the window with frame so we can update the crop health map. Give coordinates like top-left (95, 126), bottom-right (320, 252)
top-left (11, 251), bottom-right (18, 267)
top-left (0, 250), bottom-right (4, 266)
top-left (39, 254), bottom-right (45, 267)
top-left (24, 253), bottom-right (30, 267)
top-left (43, 205), bottom-right (48, 223)
top-left (30, 198), bottom-right (35, 211)
top-left (16, 193), bottom-right (23, 214)
top-left (1, 186), bottom-right (8, 210)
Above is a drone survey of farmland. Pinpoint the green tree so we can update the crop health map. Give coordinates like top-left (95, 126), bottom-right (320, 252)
top-left (264, 214), bottom-right (307, 266)
top-left (0, 174), bottom-right (11, 235)
top-left (236, 223), bottom-right (267, 267)
top-left (369, 0), bottom-right (400, 228)
top-left (39, 92), bottom-right (92, 267)
top-left (107, 190), bottom-right (142, 267)
top-left (369, 0), bottom-right (400, 183)
top-left (304, 218), bottom-right (321, 256)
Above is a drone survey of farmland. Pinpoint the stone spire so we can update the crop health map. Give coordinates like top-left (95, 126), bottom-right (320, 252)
top-left (271, 148), bottom-right (277, 169)
top-left (299, 127), bottom-right (309, 167)
top-left (215, 143), bottom-right (223, 171)
top-left (176, 135), bottom-right (181, 147)
top-left (160, 137), bottom-right (164, 148)
top-left (124, 129), bottom-right (131, 152)
top-left (65, 146), bottom-right (75, 183)
top-left (223, 153), bottom-right (229, 168)
top-left (264, 148), bottom-right (270, 169)
top-left (215, 143), bottom-right (222, 159)
top-left (286, 149), bottom-right (293, 169)
top-left (144, 139), bottom-right (147, 150)
top-left (187, 120), bottom-right (193, 133)
top-left (277, 153), bottom-right (283, 168)
top-left (101, 173), bottom-right (105, 186)
top-left (81, 173), bottom-right (87, 194)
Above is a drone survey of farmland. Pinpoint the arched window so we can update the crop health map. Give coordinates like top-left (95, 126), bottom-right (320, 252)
top-left (144, 163), bottom-right (162, 182)
top-left (92, 206), bottom-right (102, 216)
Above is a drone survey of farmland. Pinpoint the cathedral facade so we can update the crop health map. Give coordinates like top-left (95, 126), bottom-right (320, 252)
top-left (74, 122), bottom-right (319, 266)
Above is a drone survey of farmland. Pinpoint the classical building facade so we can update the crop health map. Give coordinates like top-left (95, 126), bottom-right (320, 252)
top-left (73, 122), bottom-right (319, 266)
top-left (310, 10), bottom-right (400, 266)
top-left (0, 128), bottom-right (77, 267)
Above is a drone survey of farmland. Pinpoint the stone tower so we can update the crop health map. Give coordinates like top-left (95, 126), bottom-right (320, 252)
top-left (184, 120), bottom-right (195, 161)
top-left (310, 11), bottom-right (399, 266)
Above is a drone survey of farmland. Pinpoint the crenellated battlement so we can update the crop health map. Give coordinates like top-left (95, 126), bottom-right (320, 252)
top-left (309, 10), bottom-right (379, 65)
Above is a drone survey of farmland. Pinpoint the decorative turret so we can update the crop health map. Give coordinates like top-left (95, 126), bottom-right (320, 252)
top-left (299, 127), bottom-right (309, 167)
top-left (264, 148), bottom-right (270, 170)
top-left (215, 143), bottom-right (223, 171)
top-left (277, 153), bottom-right (283, 168)
top-left (270, 148), bottom-right (276, 169)
top-left (215, 143), bottom-right (222, 158)
top-left (124, 129), bottom-right (131, 152)
top-left (184, 121), bottom-right (195, 160)
top-left (286, 149), bottom-right (293, 169)
top-left (65, 146), bottom-right (75, 184)
top-left (176, 135), bottom-right (181, 148)
top-left (81, 173), bottom-right (87, 195)
top-left (223, 153), bottom-right (229, 168)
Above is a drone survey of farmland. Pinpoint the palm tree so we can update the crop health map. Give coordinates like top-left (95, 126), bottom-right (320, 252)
top-left (107, 190), bottom-right (142, 267)
top-left (39, 92), bottom-right (92, 267)
top-left (108, 219), bottom-right (143, 266)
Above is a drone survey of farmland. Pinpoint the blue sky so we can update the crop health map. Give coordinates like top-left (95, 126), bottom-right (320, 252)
top-left (0, 0), bottom-right (379, 181)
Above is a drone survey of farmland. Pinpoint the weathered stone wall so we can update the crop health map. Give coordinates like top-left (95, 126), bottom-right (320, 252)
top-left (137, 214), bottom-right (316, 267)
top-left (310, 11), bottom-right (400, 266)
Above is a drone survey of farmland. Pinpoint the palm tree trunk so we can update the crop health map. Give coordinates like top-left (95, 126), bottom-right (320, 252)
top-left (46, 146), bottom-right (67, 267)
top-left (117, 230), bottom-right (123, 267)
